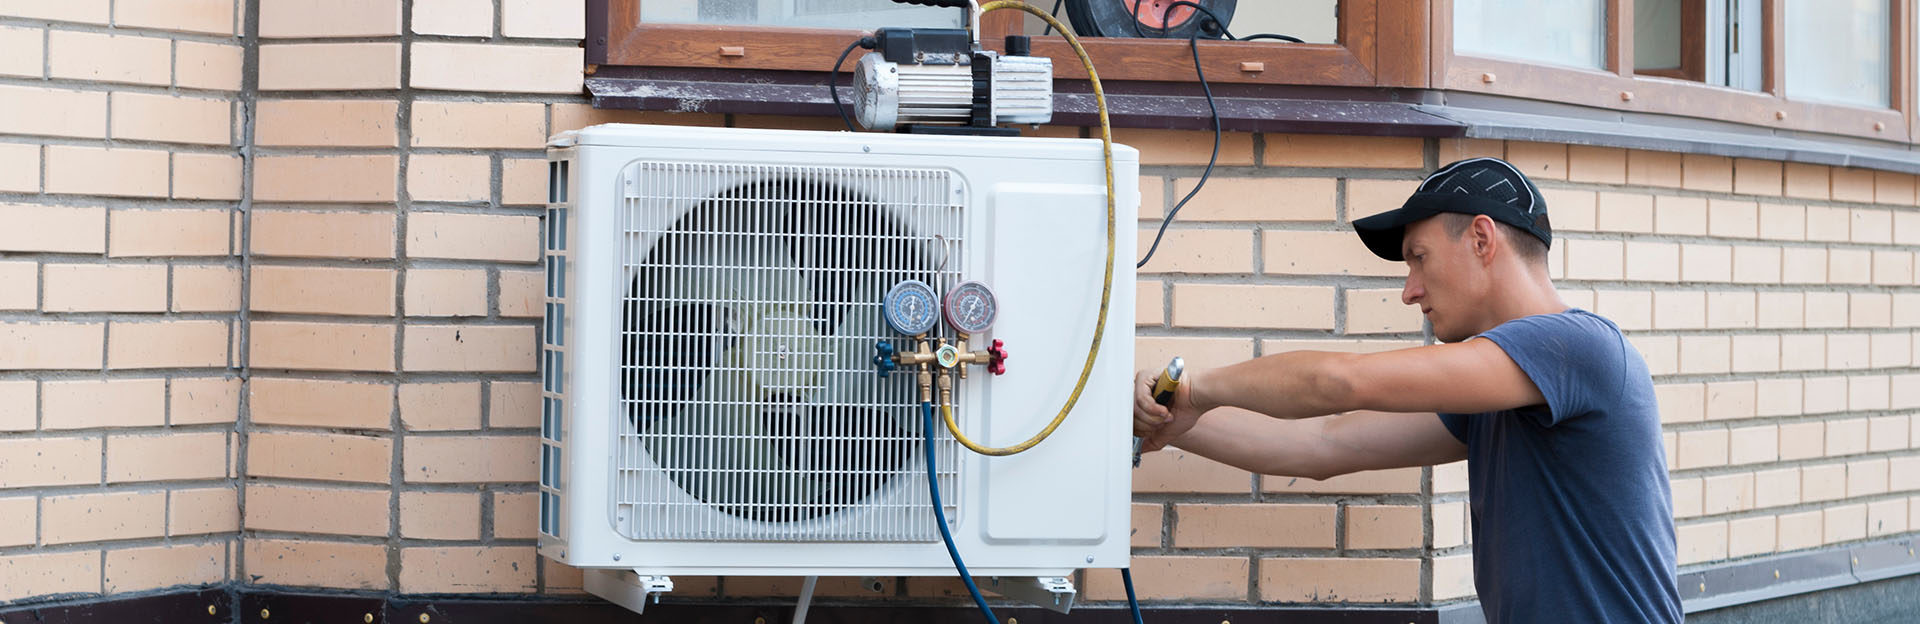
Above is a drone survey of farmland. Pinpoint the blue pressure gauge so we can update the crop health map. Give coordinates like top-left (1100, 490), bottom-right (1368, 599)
top-left (882, 280), bottom-right (940, 336)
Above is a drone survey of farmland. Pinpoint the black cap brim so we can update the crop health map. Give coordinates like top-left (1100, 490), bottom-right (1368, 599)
top-left (1352, 204), bottom-right (1441, 262)
top-left (1351, 193), bottom-right (1550, 262)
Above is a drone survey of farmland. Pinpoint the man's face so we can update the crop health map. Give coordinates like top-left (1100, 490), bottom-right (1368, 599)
top-left (1399, 216), bottom-right (1491, 343)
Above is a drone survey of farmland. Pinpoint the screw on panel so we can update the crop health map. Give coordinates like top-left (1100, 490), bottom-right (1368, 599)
top-left (207, 605), bottom-right (216, 615)
top-left (1085, 555), bottom-right (1094, 563)
top-left (612, 554), bottom-right (621, 561)
top-left (862, 146), bottom-right (872, 153)
top-left (261, 609), bottom-right (271, 619)
top-left (365, 614), bottom-right (375, 623)
top-left (420, 614), bottom-right (432, 623)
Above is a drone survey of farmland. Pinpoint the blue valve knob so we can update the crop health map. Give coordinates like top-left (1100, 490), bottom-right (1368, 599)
top-left (872, 341), bottom-right (898, 377)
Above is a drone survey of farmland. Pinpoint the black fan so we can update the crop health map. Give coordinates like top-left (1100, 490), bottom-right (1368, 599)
top-left (1064, 0), bottom-right (1236, 39)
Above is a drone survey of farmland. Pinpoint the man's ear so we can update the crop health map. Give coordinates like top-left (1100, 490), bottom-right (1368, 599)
top-left (1471, 214), bottom-right (1500, 263)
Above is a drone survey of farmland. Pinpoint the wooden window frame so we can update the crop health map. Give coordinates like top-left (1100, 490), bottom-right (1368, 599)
top-left (1437, 0), bottom-right (1912, 143)
top-left (588, 0), bottom-right (1431, 88)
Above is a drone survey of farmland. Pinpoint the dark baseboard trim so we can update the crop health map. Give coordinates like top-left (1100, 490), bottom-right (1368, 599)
top-left (1681, 536), bottom-right (1920, 614)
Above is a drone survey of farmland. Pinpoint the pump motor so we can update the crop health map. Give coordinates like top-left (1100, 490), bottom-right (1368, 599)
top-left (850, 25), bottom-right (1053, 132)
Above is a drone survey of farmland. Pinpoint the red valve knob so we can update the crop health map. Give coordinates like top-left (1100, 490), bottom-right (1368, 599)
top-left (987, 339), bottom-right (1008, 375)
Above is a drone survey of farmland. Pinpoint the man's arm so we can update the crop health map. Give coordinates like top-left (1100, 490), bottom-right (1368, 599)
top-left (1169, 408), bottom-right (1467, 479)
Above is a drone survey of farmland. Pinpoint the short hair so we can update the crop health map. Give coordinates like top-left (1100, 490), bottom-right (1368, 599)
top-left (1438, 213), bottom-right (1548, 265)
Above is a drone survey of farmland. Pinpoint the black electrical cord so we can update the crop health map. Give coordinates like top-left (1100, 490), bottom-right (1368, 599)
top-left (1043, 0), bottom-right (1065, 35)
top-left (1136, 1), bottom-right (1222, 269)
top-left (830, 36), bottom-right (877, 132)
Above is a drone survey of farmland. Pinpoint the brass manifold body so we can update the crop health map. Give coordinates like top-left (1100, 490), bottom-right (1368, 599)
top-left (889, 335), bottom-right (1000, 403)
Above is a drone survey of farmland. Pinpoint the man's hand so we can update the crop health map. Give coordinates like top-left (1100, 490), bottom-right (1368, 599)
top-left (1133, 368), bottom-right (1205, 453)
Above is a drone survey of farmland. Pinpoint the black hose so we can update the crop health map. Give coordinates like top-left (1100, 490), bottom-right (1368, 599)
top-left (829, 37), bottom-right (875, 132)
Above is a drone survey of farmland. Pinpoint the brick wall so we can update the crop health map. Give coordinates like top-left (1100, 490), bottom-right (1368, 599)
top-left (2, 0), bottom-right (1918, 611)
top-left (0, 0), bottom-right (245, 602)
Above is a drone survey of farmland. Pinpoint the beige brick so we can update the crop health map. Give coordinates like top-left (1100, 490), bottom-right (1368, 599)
top-left (46, 145), bottom-right (168, 197)
top-left (1136, 229), bottom-right (1253, 274)
top-left (111, 92), bottom-right (230, 145)
top-left (1896, 294), bottom-right (1920, 327)
top-left (1755, 467), bottom-right (1801, 508)
top-left (0, 380), bottom-right (31, 431)
top-left (248, 431), bottom-right (392, 483)
top-left (1731, 245), bottom-right (1781, 284)
top-left (548, 103), bottom-right (724, 134)
top-left (1625, 241), bottom-right (1681, 282)
top-left (252, 210), bottom-right (395, 259)
top-left (1260, 338), bottom-right (1421, 356)
top-left (1084, 556), bottom-right (1247, 601)
top-left (169, 486), bottom-right (238, 535)
top-left (1832, 167), bottom-right (1875, 203)
top-left (1595, 290), bottom-right (1652, 330)
top-left (0, 261), bottom-right (34, 311)
top-left (0, 143), bottom-right (36, 193)
top-left (1500, 141), bottom-right (1565, 180)
top-left (1731, 335), bottom-right (1780, 373)
top-left (1873, 332), bottom-right (1913, 368)
top-left (1824, 504), bottom-right (1867, 544)
top-left (1730, 425), bottom-right (1777, 465)
top-left (173, 152), bottom-right (242, 200)
top-left (1805, 376), bottom-right (1848, 414)
top-left (406, 212), bottom-right (539, 262)
top-left (1344, 288), bottom-right (1420, 334)
top-left (402, 268), bottom-right (487, 317)
top-left (400, 491), bottom-right (482, 540)
top-left (1655, 383), bottom-right (1705, 424)
top-left (0, 496), bottom-right (32, 546)
top-left (1781, 247), bottom-right (1827, 284)
top-left (1708, 198), bottom-right (1759, 238)
top-left (1677, 428), bottom-right (1728, 469)
top-left (1777, 510), bottom-right (1823, 551)
top-left (1264, 134), bottom-right (1421, 169)
top-left (404, 435), bottom-right (536, 483)
top-left (109, 209), bottom-right (229, 257)
top-left (501, 0), bottom-right (582, 37)
top-left (400, 546), bottom-right (539, 593)
top-left (114, 0), bottom-right (234, 34)
top-left (1847, 458), bottom-right (1889, 497)
top-left (1171, 503), bottom-right (1333, 548)
top-left (255, 99), bottom-right (398, 147)
top-left (489, 381), bottom-right (540, 428)
top-left (396, 382), bottom-right (480, 431)
top-left (1431, 552), bottom-right (1477, 600)
top-left (1804, 292), bottom-right (1847, 329)
top-left (48, 30), bottom-right (169, 85)
top-left (1874, 171), bottom-right (1916, 205)
top-left (0, 437), bottom-right (100, 487)
top-left (1803, 463), bottom-right (1847, 502)
top-left (1756, 378), bottom-right (1802, 417)
top-left (497, 270), bottom-right (542, 318)
top-left (1654, 195), bottom-right (1708, 235)
top-left (1156, 177), bottom-right (1335, 222)
top-left (1895, 374), bottom-right (1920, 410)
top-left (1171, 284), bottom-right (1334, 329)
top-left (104, 542), bottom-right (224, 593)
top-left (1564, 239), bottom-right (1623, 281)
top-left (43, 379), bottom-right (165, 429)
top-left (107, 320), bottom-right (230, 369)
top-left (1263, 466), bottom-right (1420, 495)
top-left (1263, 230), bottom-right (1400, 276)
top-left (1703, 472), bottom-right (1755, 515)
top-left (408, 154), bottom-right (491, 203)
top-left (1679, 335), bottom-right (1730, 374)
top-left (1854, 209), bottom-right (1895, 244)
top-left (255, 155), bottom-right (397, 203)
top-left (259, 43), bottom-right (401, 90)
top-left (1681, 243), bottom-right (1732, 282)
top-left (42, 264), bottom-right (164, 312)
top-left (1781, 163), bottom-right (1830, 199)
top-left (1728, 515), bottom-right (1777, 558)
top-left (1758, 202), bottom-right (1806, 240)
top-left (1630, 335), bottom-right (1677, 376)
top-left (1849, 375), bottom-right (1890, 411)
top-left (250, 377), bottom-right (392, 430)
top-left (500, 158), bottom-right (548, 205)
top-left (412, 101), bottom-right (548, 149)
top-left (412, 42), bottom-right (583, 94)
top-left (42, 491), bottom-right (164, 544)
top-left (1732, 158), bottom-right (1783, 196)
top-left (175, 41), bottom-right (243, 90)
top-left (260, 0), bottom-right (398, 37)
top-left (1806, 205), bottom-right (1851, 242)
top-left (1830, 248), bottom-right (1873, 285)
top-left (0, 550), bottom-right (102, 602)
top-left (1625, 149), bottom-right (1683, 187)
top-left (413, 0), bottom-right (492, 36)
top-left (0, 89), bottom-right (91, 141)
top-left (245, 484), bottom-right (388, 537)
top-left (1868, 416), bottom-right (1908, 453)
top-left (107, 432), bottom-right (226, 483)
top-left (1680, 154), bottom-right (1733, 192)
top-left (1677, 520), bottom-right (1729, 565)
top-left (1897, 211), bottom-right (1920, 245)
top-left (1653, 290), bottom-right (1705, 329)
top-left (246, 539), bottom-right (386, 589)
top-left (1133, 448), bottom-right (1251, 494)
top-left (170, 376), bottom-right (240, 425)
top-left (0, 322), bottom-right (105, 370)
top-left (1564, 145), bottom-right (1626, 184)
top-left (173, 266), bottom-right (240, 313)
top-left (1830, 333), bottom-right (1873, 368)
top-left (251, 265), bottom-right (395, 316)
top-left (401, 325), bottom-right (535, 372)
top-left (1344, 504), bottom-right (1421, 550)
top-left (1706, 291), bottom-right (1755, 329)
top-left (1543, 189), bottom-right (1597, 231)
top-left (493, 491), bottom-right (537, 539)
top-left (0, 0), bottom-right (108, 22)
top-left (250, 321), bottom-right (395, 372)
top-left (1595, 192), bottom-right (1653, 232)
top-left (1779, 421), bottom-right (1824, 461)
top-left (1873, 251), bottom-right (1914, 285)
top-left (1867, 499), bottom-right (1908, 537)
top-left (1259, 557), bottom-right (1418, 603)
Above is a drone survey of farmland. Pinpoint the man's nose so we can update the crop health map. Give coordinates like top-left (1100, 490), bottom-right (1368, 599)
top-left (1401, 276), bottom-right (1423, 306)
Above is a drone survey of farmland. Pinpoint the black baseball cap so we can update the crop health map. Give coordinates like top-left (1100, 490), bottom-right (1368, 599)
top-left (1352, 157), bottom-right (1552, 262)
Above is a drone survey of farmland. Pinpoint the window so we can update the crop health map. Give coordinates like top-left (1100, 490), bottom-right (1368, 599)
top-left (1785, 0), bottom-right (1891, 107)
top-left (1455, 0), bottom-right (1608, 69)
top-left (1632, 0), bottom-right (1764, 90)
top-left (640, 0), bottom-right (962, 29)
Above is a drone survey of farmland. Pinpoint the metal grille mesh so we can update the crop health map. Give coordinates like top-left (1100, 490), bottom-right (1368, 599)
top-left (616, 161), bottom-right (963, 542)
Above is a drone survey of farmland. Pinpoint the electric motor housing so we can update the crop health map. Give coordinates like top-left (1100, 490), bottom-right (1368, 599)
top-left (852, 27), bottom-right (1053, 131)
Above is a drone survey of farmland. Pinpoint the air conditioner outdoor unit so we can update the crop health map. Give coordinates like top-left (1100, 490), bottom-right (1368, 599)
top-left (539, 123), bottom-right (1138, 614)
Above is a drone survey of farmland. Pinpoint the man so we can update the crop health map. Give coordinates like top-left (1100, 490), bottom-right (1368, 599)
top-left (1133, 158), bottom-right (1681, 623)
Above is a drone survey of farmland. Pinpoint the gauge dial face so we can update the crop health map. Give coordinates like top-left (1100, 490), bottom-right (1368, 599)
top-left (943, 281), bottom-right (998, 335)
top-left (883, 280), bottom-right (940, 336)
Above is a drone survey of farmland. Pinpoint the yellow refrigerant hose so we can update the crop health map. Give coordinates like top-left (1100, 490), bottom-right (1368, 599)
top-left (943, 0), bottom-right (1114, 456)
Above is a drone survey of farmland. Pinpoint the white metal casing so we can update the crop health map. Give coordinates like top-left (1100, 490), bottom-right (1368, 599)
top-left (541, 124), bottom-right (1138, 577)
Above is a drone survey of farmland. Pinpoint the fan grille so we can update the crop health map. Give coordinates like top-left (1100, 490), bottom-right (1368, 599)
top-left (615, 161), bottom-right (964, 542)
